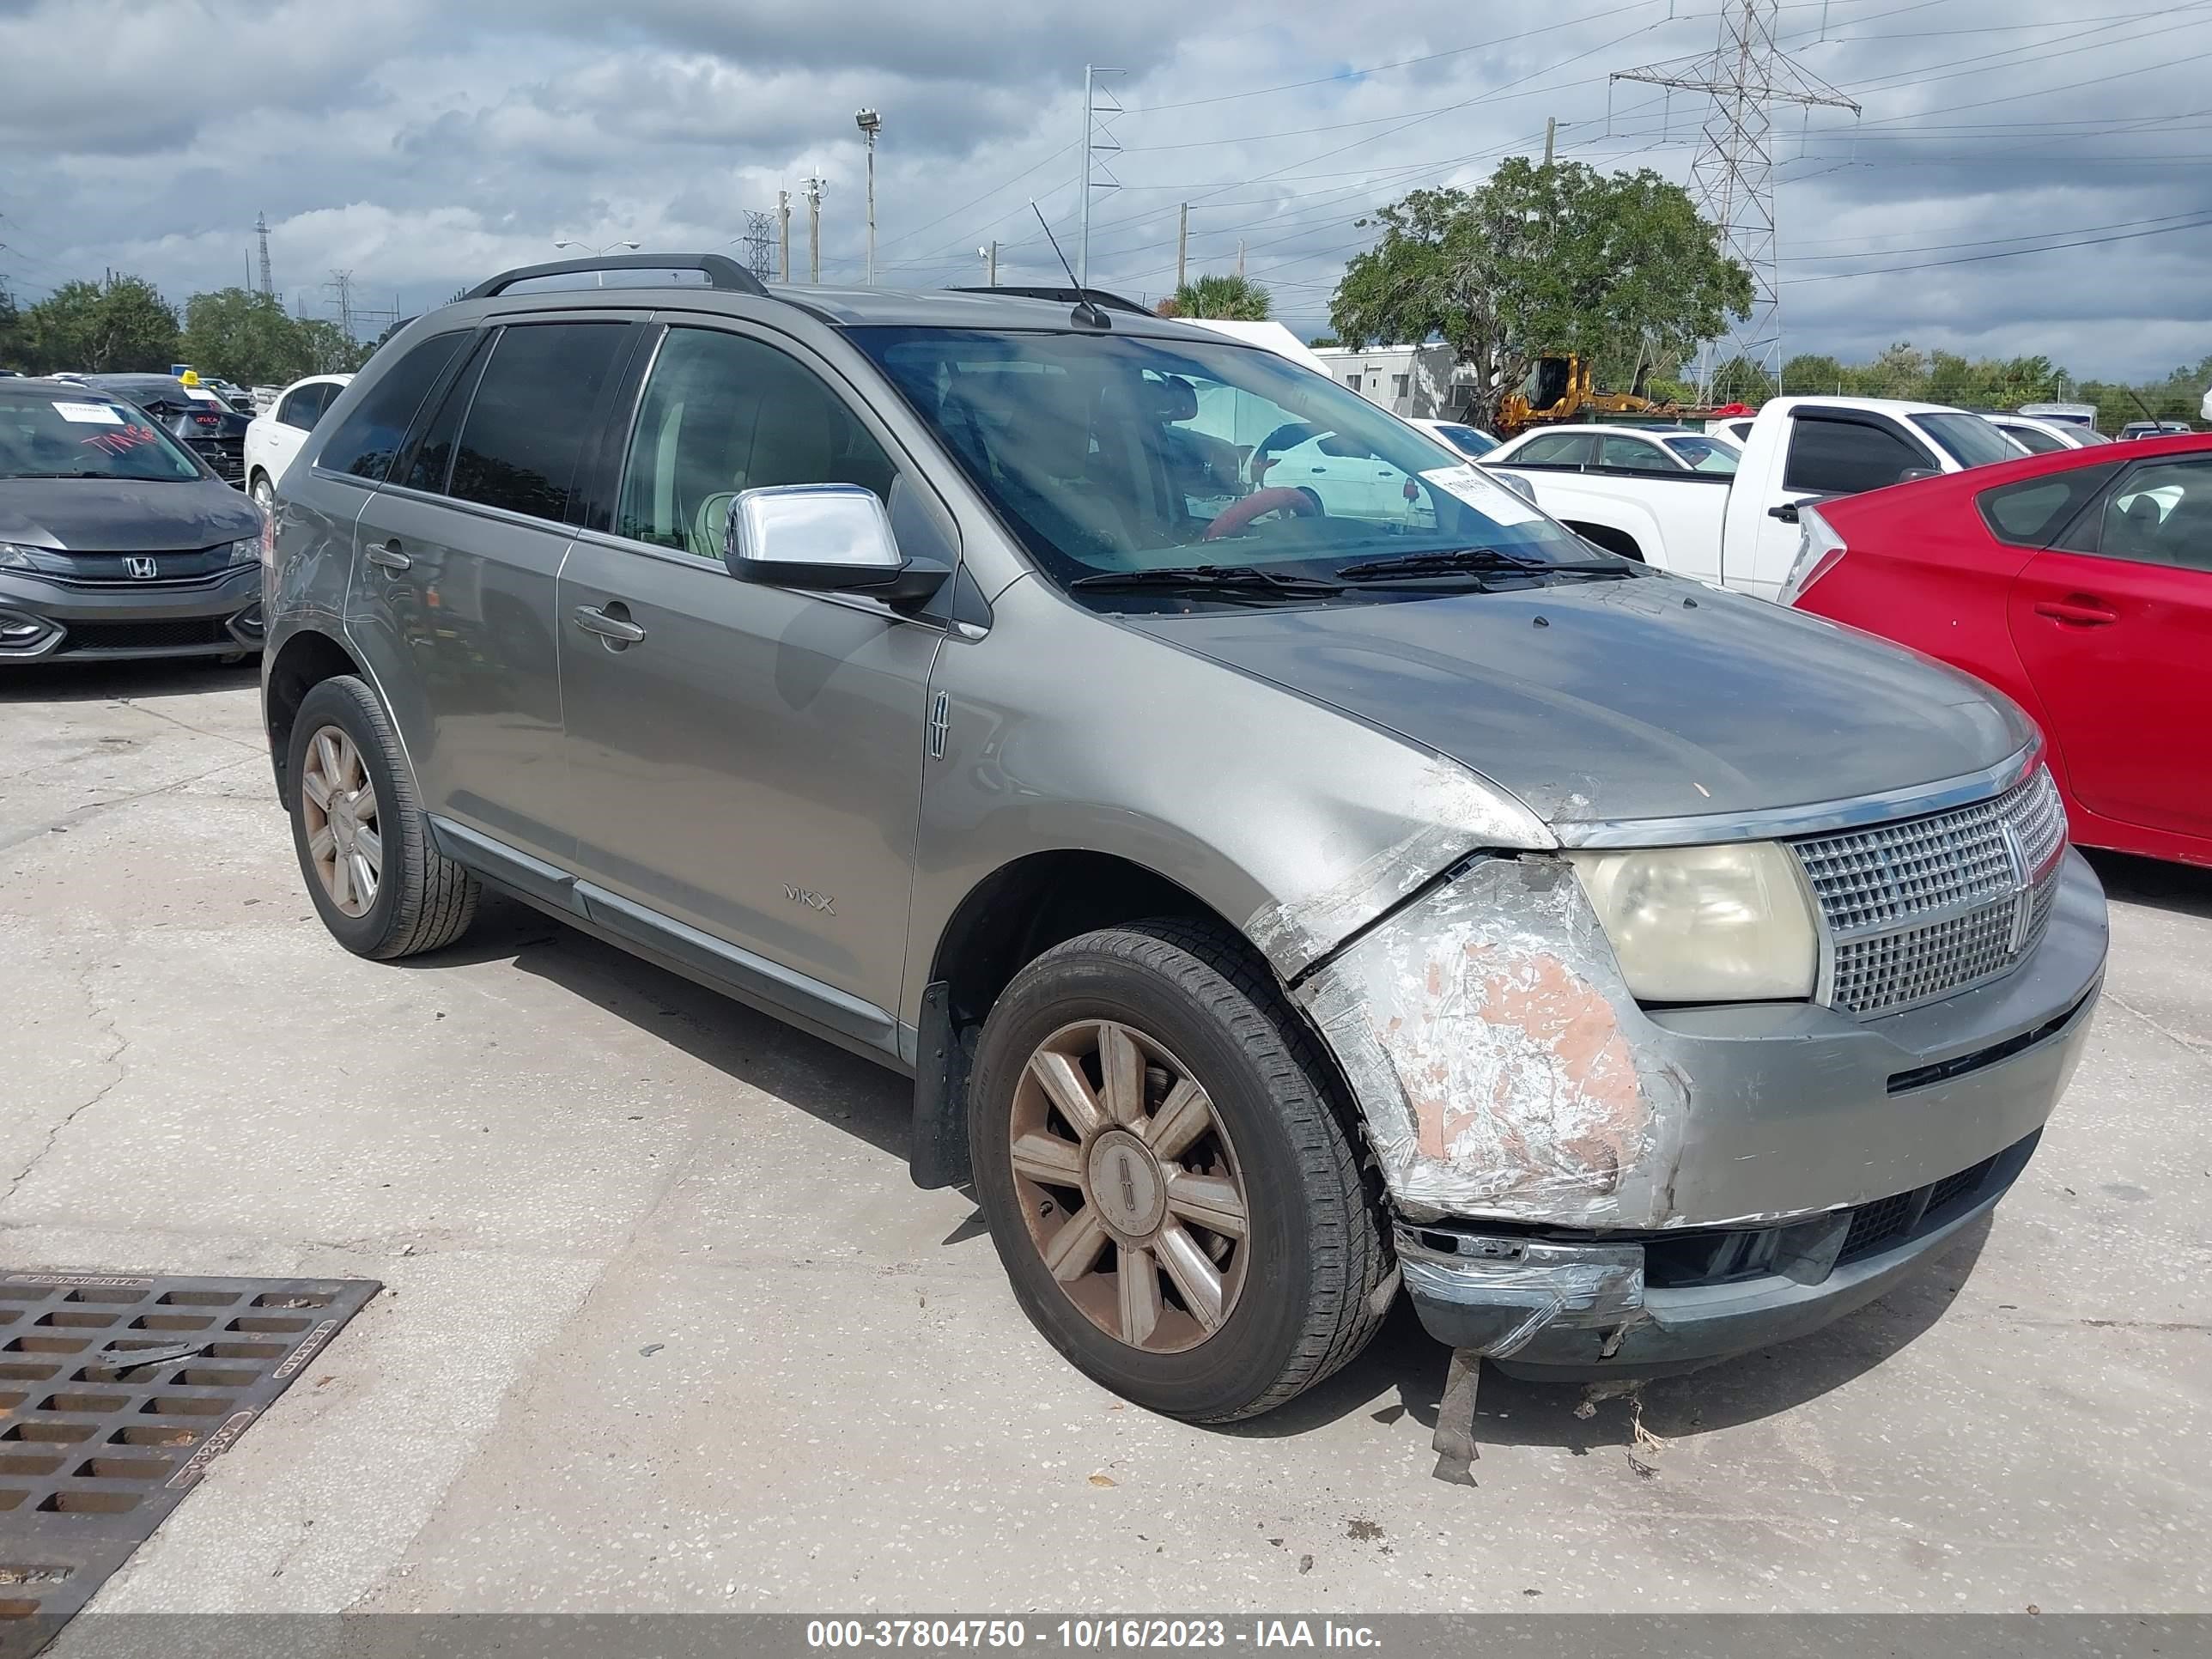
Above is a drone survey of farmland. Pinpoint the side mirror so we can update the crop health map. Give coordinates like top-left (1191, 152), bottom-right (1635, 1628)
top-left (724, 483), bottom-right (950, 607)
top-left (1490, 471), bottom-right (1540, 504)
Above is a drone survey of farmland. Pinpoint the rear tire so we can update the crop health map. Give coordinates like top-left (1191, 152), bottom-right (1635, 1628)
top-left (968, 919), bottom-right (1389, 1423)
top-left (286, 675), bottom-right (477, 960)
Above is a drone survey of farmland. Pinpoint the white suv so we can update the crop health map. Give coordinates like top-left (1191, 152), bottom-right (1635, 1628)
top-left (244, 374), bottom-right (353, 512)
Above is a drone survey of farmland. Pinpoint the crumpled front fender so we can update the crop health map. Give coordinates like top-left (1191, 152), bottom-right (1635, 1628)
top-left (1295, 854), bottom-right (1689, 1226)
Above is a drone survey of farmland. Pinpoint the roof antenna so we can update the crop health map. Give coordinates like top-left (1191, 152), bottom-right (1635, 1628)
top-left (1030, 200), bottom-right (1109, 330)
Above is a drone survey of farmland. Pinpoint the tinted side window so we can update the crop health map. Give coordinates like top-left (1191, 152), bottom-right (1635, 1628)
top-left (2063, 459), bottom-right (2212, 573)
top-left (319, 333), bottom-right (471, 482)
top-left (1783, 416), bottom-right (1935, 495)
top-left (615, 328), bottom-right (896, 558)
top-left (449, 323), bottom-right (629, 524)
top-left (1978, 464), bottom-right (2120, 549)
top-left (1513, 433), bottom-right (1593, 466)
top-left (276, 384), bottom-right (322, 430)
top-left (2001, 423), bottom-right (2066, 456)
top-left (399, 337), bottom-right (493, 495)
top-left (1600, 435), bottom-right (1670, 471)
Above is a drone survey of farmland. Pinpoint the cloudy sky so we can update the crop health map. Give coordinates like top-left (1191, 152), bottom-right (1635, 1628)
top-left (3, 0), bottom-right (2208, 380)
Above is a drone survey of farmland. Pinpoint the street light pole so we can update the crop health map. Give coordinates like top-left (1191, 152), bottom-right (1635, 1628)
top-left (854, 109), bottom-right (882, 285)
top-left (553, 238), bottom-right (639, 287)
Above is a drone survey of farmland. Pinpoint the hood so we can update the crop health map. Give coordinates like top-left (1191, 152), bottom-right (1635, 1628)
top-left (1123, 576), bottom-right (2033, 827)
top-left (0, 477), bottom-right (262, 554)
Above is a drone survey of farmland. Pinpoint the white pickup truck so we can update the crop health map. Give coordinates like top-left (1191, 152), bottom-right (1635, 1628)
top-left (1483, 396), bottom-right (2022, 598)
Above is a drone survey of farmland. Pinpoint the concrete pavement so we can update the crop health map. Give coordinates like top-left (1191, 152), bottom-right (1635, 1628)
top-left (0, 661), bottom-right (2205, 1614)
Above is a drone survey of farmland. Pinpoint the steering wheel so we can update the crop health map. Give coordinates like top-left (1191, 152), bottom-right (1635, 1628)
top-left (1201, 486), bottom-right (1322, 542)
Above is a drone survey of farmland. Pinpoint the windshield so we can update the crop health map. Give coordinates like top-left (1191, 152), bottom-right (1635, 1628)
top-left (1914, 411), bottom-right (2021, 470)
top-left (1428, 422), bottom-right (1497, 459)
top-left (851, 327), bottom-right (1596, 597)
top-left (1662, 434), bottom-right (1739, 474)
top-left (0, 392), bottom-right (204, 481)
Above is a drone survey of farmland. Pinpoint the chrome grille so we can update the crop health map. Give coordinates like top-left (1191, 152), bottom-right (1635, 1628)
top-left (1791, 768), bottom-right (2066, 1017)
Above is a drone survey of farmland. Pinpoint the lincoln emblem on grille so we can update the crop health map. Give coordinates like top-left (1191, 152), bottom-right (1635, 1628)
top-left (125, 556), bottom-right (159, 579)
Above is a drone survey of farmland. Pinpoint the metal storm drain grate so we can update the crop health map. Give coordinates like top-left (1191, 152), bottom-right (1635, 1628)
top-left (0, 1271), bottom-right (380, 1656)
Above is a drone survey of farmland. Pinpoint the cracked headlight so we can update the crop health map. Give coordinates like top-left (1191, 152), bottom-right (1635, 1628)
top-left (228, 537), bottom-right (261, 567)
top-left (1568, 842), bottom-right (1818, 1003)
top-left (0, 542), bottom-right (46, 569)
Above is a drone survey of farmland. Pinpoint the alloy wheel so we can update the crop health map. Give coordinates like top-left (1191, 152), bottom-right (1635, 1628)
top-left (300, 724), bottom-right (381, 917)
top-left (1009, 1019), bottom-right (1250, 1353)
top-left (251, 475), bottom-right (275, 514)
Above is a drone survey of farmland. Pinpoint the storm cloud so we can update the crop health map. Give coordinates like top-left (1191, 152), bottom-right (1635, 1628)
top-left (2, 0), bottom-right (2205, 378)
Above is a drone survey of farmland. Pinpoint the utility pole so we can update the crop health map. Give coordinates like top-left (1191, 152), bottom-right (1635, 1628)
top-left (979, 242), bottom-right (997, 285)
top-left (255, 211), bottom-right (274, 296)
top-left (777, 190), bottom-right (791, 283)
top-left (1542, 117), bottom-right (1557, 167)
top-left (805, 173), bottom-right (824, 283)
top-left (1078, 64), bottom-right (1126, 285)
top-left (854, 109), bottom-right (882, 284)
top-left (1176, 202), bottom-right (1188, 290)
top-left (1236, 240), bottom-right (1245, 277)
top-left (1614, 0), bottom-right (1859, 399)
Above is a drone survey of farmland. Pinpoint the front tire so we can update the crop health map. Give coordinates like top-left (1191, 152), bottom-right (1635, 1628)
top-left (969, 920), bottom-right (1389, 1423)
top-left (250, 471), bottom-right (276, 516)
top-left (286, 675), bottom-right (478, 959)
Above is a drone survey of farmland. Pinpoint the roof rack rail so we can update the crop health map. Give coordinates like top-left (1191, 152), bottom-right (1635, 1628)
top-left (464, 252), bottom-right (769, 301)
top-left (945, 284), bottom-right (1152, 316)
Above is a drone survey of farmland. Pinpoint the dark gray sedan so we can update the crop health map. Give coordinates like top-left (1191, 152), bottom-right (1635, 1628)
top-left (0, 378), bottom-right (266, 663)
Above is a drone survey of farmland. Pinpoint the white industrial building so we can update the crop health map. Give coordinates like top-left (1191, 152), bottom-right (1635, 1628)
top-left (1308, 343), bottom-right (1462, 419)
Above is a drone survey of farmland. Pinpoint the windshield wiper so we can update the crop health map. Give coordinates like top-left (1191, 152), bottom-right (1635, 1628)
top-left (1068, 564), bottom-right (1344, 599)
top-left (1335, 546), bottom-right (1637, 583)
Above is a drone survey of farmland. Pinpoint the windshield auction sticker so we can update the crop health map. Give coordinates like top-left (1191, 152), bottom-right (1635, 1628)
top-left (1419, 463), bottom-right (1538, 524)
top-left (52, 401), bottom-right (125, 424)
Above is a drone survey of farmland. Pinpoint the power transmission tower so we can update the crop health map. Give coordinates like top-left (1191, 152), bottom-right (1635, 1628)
top-left (741, 210), bottom-right (775, 283)
top-left (255, 212), bottom-right (273, 296)
top-left (324, 269), bottom-right (355, 340)
top-left (1614, 0), bottom-right (1858, 399)
top-left (1077, 64), bottom-right (1125, 284)
top-left (805, 174), bottom-right (824, 283)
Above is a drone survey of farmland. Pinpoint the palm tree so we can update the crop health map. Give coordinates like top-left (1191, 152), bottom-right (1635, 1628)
top-left (1155, 273), bottom-right (1272, 321)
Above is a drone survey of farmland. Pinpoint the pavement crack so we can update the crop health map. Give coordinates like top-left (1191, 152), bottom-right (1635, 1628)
top-left (118, 696), bottom-right (264, 753)
top-left (2101, 990), bottom-right (2212, 1066)
top-left (0, 752), bottom-right (259, 856)
top-left (1, 963), bottom-right (130, 1210)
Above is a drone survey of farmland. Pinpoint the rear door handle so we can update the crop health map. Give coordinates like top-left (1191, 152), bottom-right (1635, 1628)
top-left (366, 540), bottom-right (410, 572)
top-left (572, 605), bottom-right (646, 644)
top-left (2033, 599), bottom-right (2118, 626)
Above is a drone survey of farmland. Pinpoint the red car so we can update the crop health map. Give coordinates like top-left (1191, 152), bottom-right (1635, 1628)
top-left (1782, 432), bottom-right (2212, 867)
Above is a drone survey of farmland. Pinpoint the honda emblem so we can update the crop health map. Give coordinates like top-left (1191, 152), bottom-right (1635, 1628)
top-left (125, 557), bottom-right (159, 580)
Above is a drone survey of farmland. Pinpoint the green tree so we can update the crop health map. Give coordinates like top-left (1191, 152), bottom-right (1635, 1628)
top-left (1328, 159), bottom-right (1753, 427)
top-left (0, 282), bottom-right (26, 373)
top-left (1157, 273), bottom-right (1272, 320)
top-left (1781, 354), bottom-right (1845, 395)
top-left (1706, 355), bottom-right (1778, 405)
top-left (179, 287), bottom-right (319, 386)
top-left (297, 319), bottom-right (374, 374)
top-left (21, 274), bottom-right (179, 373)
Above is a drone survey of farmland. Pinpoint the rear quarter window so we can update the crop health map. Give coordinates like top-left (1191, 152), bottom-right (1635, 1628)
top-left (318, 332), bottom-right (473, 483)
top-left (1976, 463), bottom-right (2121, 547)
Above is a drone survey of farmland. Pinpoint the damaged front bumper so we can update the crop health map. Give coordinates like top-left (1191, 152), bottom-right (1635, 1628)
top-left (1398, 1128), bottom-right (2042, 1378)
top-left (1291, 848), bottom-right (2106, 1375)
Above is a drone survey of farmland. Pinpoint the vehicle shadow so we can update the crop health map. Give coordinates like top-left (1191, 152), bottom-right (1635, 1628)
top-left (0, 659), bottom-right (258, 702)
top-left (2084, 848), bottom-right (2212, 920)
top-left (1230, 1218), bottom-right (1991, 1454)
top-left (401, 891), bottom-right (1992, 1449)
top-left (399, 891), bottom-right (915, 1160)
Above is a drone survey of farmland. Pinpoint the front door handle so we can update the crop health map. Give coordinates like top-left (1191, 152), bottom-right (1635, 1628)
top-left (366, 540), bottom-right (410, 572)
top-left (1769, 502), bottom-right (1801, 525)
top-left (2033, 598), bottom-right (2118, 626)
top-left (572, 604), bottom-right (646, 644)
